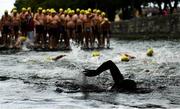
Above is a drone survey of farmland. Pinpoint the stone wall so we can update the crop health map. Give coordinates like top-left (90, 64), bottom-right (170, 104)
top-left (111, 14), bottom-right (180, 39)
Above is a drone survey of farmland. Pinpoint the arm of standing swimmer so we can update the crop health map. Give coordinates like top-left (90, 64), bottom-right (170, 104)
top-left (74, 19), bottom-right (77, 32)
top-left (0, 17), bottom-right (2, 30)
top-left (33, 13), bottom-right (39, 25)
top-left (58, 16), bottom-right (61, 27)
top-left (64, 17), bottom-right (68, 33)
top-left (58, 16), bottom-right (62, 28)
top-left (46, 15), bottom-right (50, 26)
top-left (9, 16), bottom-right (13, 32)
top-left (89, 14), bottom-right (94, 19)
top-left (0, 16), bottom-right (4, 28)
top-left (43, 15), bottom-right (47, 26)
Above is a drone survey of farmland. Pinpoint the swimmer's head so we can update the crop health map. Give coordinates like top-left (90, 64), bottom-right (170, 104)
top-left (46, 9), bottom-right (50, 13)
top-left (85, 11), bottom-right (90, 15)
top-left (64, 10), bottom-right (68, 14)
top-left (38, 7), bottom-right (43, 13)
top-left (96, 10), bottom-right (101, 14)
top-left (12, 7), bottom-right (17, 12)
top-left (67, 8), bottom-right (71, 12)
top-left (93, 9), bottom-right (97, 13)
top-left (59, 8), bottom-right (63, 13)
top-left (4, 10), bottom-right (8, 15)
top-left (80, 9), bottom-right (85, 14)
top-left (38, 7), bottom-right (43, 10)
top-left (13, 7), bottom-right (17, 10)
top-left (27, 7), bottom-right (31, 12)
top-left (51, 9), bottom-right (56, 15)
top-left (68, 10), bottom-right (74, 16)
top-left (13, 10), bottom-right (17, 14)
top-left (76, 8), bottom-right (80, 13)
top-left (101, 12), bottom-right (106, 17)
top-left (21, 7), bottom-right (25, 11)
top-left (112, 79), bottom-right (137, 91)
top-left (88, 8), bottom-right (92, 12)
top-left (71, 10), bottom-right (75, 14)
top-left (42, 9), bottom-right (46, 14)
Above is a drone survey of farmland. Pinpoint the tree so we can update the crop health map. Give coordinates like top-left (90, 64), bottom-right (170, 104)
top-left (153, 0), bottom-right (179, 14)
top-left (14, 0), bottom-right (179, 20)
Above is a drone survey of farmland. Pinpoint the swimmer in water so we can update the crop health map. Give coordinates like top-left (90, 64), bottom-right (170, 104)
top-left (51, 54), bottom-right (66, 61)
top-left (83, 60), bottom-right (137, 91)
top-left (14, 32), bottom-right (27, 48)
top-left (121, 53), bottom-right (136, 59)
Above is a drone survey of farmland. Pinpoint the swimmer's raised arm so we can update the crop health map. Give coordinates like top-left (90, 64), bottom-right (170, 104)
top-left (52, 55), bottom-right (66, 61)
top-left (83, 60), bottom-right (137, 91)
top-left (83, 69), bottom-right (99, 77)
top-left (83, 60), bottom-right (124, 84)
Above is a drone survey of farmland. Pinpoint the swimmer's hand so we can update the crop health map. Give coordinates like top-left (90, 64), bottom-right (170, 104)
top-left (124, 54), bottom-right (135, 59)
top-left (52, 55), bottom-right (66, 61)
top-left (83, 69), bottom-right (99, 77)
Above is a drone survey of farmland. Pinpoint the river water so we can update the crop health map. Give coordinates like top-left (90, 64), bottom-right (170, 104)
top-left (0, 38), bottom-right (180, 109)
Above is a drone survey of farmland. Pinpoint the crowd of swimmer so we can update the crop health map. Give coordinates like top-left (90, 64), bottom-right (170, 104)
top-left (0, 7), bottom-right (111, 50)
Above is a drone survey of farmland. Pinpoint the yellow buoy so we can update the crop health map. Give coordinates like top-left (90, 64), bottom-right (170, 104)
top-left (147, 48), bottom-right (154, 56)
top-left (92, 51), bottom-right (100, 57)
top-left (120, 54), bottom-right (129, 62)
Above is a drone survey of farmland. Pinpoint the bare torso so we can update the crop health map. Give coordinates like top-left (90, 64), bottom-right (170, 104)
top-left (66, 15), bottom-right (76, 29)
top-left (76, 14), bottom-right (83, 26)
top-left (94, 15), bottom-right (101, 27)
top-left (1, 15), bottom-right (12, 26)
top-left (34, 13), bottom-right (45, 25)
top-left (12, 14), bottom-right (20, 26)
top-left (59, 14), bottom-right (66, 26)
top-left (20, 12), bottom-right (26, 22)
top-left (83, 15), bottom-right (92, 28)
top-left (100, 18), bottom-right (111, 30)
top-left (48, 15), bottom-right (59, 28)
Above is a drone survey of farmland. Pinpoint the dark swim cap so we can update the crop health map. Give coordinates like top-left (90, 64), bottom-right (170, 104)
top-left (119, 79), bottom-right (137, 90)
top-left (111, 79), bottom-right (137, 91)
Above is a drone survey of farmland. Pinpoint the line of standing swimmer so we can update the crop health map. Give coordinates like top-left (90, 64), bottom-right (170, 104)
top-left (0, 7), bottom-right (111, 50)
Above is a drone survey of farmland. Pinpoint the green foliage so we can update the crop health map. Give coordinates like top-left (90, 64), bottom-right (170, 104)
top-left (14, 0), bottom-right (178, 20)
top-left (14, 0), bottom-right (125, 20)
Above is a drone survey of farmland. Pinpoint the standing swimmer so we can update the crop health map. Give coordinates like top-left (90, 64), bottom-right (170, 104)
top-left (0, 10), bottom-right (12, 47)
top-left (11, 10), bottom-right (20, 43)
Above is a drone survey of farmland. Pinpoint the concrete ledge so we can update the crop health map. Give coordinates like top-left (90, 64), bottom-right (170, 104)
top-left (111, 14), bottom-right (180, 39)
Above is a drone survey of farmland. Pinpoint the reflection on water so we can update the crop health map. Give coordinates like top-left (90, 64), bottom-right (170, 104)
top-left (0, 39), bottom-right (180, 109)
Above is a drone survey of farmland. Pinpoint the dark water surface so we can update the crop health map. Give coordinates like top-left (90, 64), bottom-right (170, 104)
top-left (0, 39), bottom-right (180, 109)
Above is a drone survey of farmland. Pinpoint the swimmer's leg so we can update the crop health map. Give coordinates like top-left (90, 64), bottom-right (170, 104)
top-left (106, 31), bottom-right (110, 48)
top-left (84, 60), bottom-right (124, 84)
